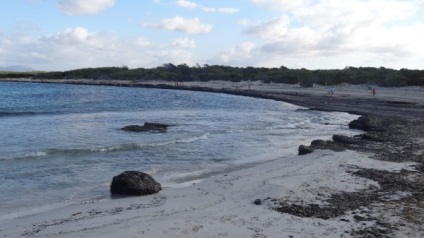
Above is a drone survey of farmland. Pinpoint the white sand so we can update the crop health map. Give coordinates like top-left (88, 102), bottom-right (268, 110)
top-left (0, 150), bottom-right (420, 237)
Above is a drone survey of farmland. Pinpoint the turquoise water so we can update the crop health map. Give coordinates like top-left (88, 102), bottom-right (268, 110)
top-left (0, 82), bottom-right (359, 215)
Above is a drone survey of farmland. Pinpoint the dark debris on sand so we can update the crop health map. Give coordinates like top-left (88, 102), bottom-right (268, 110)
top-left (272, 114), bottom-right (424, 237)
top-left (234, 90), bottom-right (424, 237)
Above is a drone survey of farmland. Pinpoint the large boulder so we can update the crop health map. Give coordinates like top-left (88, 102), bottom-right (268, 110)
top-left (110, 171), bottom-right (162, 196)
top-left (122, 122), bottom-right (169, 133)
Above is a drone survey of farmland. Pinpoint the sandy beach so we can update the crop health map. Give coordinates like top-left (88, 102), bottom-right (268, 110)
top-left (0, 78), bottom-right (423, 237)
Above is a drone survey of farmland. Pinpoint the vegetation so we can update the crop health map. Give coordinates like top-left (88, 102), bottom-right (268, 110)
top-left (1, 64), bottom-right (424, 87)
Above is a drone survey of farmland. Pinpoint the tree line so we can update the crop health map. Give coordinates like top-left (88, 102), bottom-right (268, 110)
top-left (1, 64), bottom-right (424, 87)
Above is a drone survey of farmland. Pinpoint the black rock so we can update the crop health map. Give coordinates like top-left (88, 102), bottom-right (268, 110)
top-left (361, 133), bottom-right (386, 142)
top-left (298, 145), bottom-right (314, 155)
top-left (122, 122), bottom-right (169, 133)
top-left (348, 115), bottom-right (385, 132)
top-left (311, 139), bottom-right (327, 146)
top-left (332, 135), bottom-right (361, 144)
top-left (110, 171), bottom-right (162, 196)
top-left (254, 199), bottom-right (262, 205)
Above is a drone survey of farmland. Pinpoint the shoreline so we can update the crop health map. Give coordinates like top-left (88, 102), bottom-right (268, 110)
top-left (2, 78), bottom-right (424, 118)
top-left (0, 78), bottom-right (423, 237)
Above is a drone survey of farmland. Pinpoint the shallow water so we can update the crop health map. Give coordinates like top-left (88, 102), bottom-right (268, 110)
top-left (0, 82), bottom-right (359, 215)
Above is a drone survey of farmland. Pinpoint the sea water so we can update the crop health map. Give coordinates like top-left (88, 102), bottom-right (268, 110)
top-left (0, 81), bottom-right (359, 216)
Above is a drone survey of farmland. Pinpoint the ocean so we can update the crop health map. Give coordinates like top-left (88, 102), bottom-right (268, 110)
top-left (0, 81), bottom-right (359, 216)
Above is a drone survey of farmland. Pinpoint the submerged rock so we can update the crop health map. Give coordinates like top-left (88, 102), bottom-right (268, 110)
top-left (110, 171), bottom-right (162, 196)
top-left (122, 122), bottom-right (170, 133)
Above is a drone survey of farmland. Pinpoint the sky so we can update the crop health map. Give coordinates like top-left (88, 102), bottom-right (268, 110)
top-left (1, 0), bottom-right (424, 71)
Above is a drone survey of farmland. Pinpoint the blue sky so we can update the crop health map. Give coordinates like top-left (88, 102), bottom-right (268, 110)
top-left (1, 0), bottom-right (424, 71)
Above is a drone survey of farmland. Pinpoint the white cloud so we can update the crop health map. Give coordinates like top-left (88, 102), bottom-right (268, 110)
top-left (44, 27), bottom-right (90, 44)
top-left (252, 0), bottom-right (312, 11)
top-left (41, 27), bottom-right (116, 51)
top-left (57, 0), bottom-right (115, 15)
top-left (173, 38), bottom-right (196, 49)
top-left (0, 27), bottom-right (197, 70)
top-left (245, 0), bottom-right (424, 66)
top-left (143, 16), bottom-right (212, 34)
top-left (202, 7), bottom-right (239, 14)
top-left (245, 16), bottom-right (291, 41)
top-left (134, 37), bottom-right (152, 47)
top-left (220, 42), bottom-right (257, 63)
top-left (176, 0), bottom-right (197, 8)
top-left (174, 1), bottom-right (239, 14)
top-left (218, 8), bottom-right (240, 14)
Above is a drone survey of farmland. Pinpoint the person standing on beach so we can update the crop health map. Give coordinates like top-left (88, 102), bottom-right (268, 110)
top-left (328, 87), bottom-right (334, 95)
top-left (372, 87), bottom-right (376, 96)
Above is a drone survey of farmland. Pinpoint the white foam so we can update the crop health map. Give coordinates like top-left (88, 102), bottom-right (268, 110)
top-left (0, 151), bottom-right (47, 160)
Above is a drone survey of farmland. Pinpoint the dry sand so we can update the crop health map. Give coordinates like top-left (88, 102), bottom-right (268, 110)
top-left (0, 78), bottom-right (423, 237)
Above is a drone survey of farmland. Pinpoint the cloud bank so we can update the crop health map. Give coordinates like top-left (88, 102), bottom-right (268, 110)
top-left (231, 0), bottom-right (424, 68)
top-left (2, 0), bottom-right (424, 70)
top-left (57, 0), bottom-right (115, 15)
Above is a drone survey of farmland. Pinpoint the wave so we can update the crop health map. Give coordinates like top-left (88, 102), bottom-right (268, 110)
top-left (0, 111), bottom-right (39, 117)
top-left (0, 133), bottom-right (209, 161)
top-left (0, 111), bottom-right (64, 118)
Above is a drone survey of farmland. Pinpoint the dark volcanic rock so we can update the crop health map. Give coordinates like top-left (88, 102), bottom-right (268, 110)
top-left (332, 135), bottom-right (361, 144)
top-left (122, 122), bottom-right (170, 133)
top-left (298, 145), bottom-right (314, 155)
top-left (311, 139), bottom-right (327, 146)
top-left (110, 171), bottom-right (162, 196)
top-left (348, 115), bottom-right (385, 132)
top-left (361, 133), bottom-right (387, 142)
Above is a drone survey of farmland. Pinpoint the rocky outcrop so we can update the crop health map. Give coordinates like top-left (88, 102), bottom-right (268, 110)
top-left (332, 135), bottom-right (362, 145)
top-left (122, 122), bottom-right (170, 133)
top-left (311, 139), bottom-right (327, 147)
top-left (348, 115), bottom-right (386, 132)
top-left (110, 171), bottom-right (162, 196)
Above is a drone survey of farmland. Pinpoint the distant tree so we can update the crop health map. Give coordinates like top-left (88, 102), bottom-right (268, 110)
top-left (384, 72), bottom-right (408, 87)
top-left (298, 69), bottom-right (314, 87)
top-left (28, 64), bottom-right (424, 87)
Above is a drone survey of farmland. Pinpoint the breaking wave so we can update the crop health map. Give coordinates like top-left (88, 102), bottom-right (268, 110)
top-left (0, 133), bottom-right (209, 161)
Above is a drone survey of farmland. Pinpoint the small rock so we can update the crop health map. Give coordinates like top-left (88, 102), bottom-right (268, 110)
top-left (298, 145), bottom-right (314, 155)
top-left (254, 199), bottom-right (262, 205)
